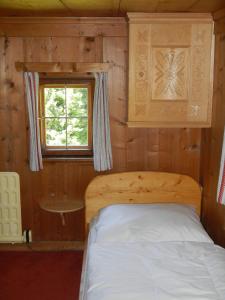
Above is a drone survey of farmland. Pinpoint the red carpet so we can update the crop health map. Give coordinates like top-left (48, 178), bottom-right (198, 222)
top-left (0, 251), bottom-right (83, 300)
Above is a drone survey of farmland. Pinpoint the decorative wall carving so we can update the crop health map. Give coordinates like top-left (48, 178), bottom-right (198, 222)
top-left (128, 13), bottom-right (214, 127)
top-left (152, 48), bottom-right (188, 100)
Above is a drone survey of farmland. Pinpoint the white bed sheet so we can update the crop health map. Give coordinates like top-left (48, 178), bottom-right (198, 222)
top-left (80, 228), bottom-right (225, 300)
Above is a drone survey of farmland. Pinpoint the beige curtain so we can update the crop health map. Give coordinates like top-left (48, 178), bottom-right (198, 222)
top-left (93, 72), bottom-right (112, 171)
top-left (217, 127), bottom-right (225, 205)
top-left (24, 72), bottom-right (43, 171)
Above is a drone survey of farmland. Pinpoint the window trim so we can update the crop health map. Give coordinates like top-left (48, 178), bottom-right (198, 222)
top-left (39, 80), bottom-right (93, 157)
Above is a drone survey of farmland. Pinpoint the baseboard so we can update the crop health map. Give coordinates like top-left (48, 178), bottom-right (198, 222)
top-left (0, 241), bottom-right (84, 251)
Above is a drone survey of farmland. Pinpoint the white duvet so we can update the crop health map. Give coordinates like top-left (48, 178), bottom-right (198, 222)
top-left (83, 241), bottom-right (225, 300)
top-left (79, 205), bottom-right (225, 300)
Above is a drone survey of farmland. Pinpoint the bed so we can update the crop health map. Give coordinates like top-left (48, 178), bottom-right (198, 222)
top-left (79, 172), bottom-right (225, 300)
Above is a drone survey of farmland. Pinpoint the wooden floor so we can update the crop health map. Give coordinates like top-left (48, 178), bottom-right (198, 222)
top-left (0, 241), bottom-right (84, 251)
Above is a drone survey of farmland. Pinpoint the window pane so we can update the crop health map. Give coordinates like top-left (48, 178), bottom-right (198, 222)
top-left (45, 118), bottom-right (67, 146)
top-left (67, 88), bottom-right (88, 117)
top-left (67, 118), bottom-right (88, 146)
top-left (44, 88), bottom-right (66, 117)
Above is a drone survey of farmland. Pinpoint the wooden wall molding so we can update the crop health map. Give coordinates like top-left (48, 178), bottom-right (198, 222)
top-left (15, 62), bottom-right (113, 73)
top-left (0, 17), bottom-right (127, 37)
top-left (0, 241), bottom-right (84, 251)
top-left (0, 17), bottom-right (126, 24)
top-left (127, 12), bottom-right (213, 23)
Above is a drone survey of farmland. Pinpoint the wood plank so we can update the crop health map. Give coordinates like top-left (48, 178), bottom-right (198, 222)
top-left (176, 128), bottom-right (201, 181)
top-left (144, 129), bottom-right (160, 171)
top-left (15, 62), bottom-right (113, 73)
top-left (213, 7), bottom-right (225, 20)
top-left (0, 37), bottom-right (10, 170)
top-left (103, 36), bottom-right (128, 171)
top-left (214, 19), bottom-right (225, 34)
top-left (126, 128), bottom-right (201, 181)
top-left (201, 19), bottom-right (225, 247)
top-left (0, 17), bottom-right (127, 37)
top-left (126, 127), bottom-right (149, 171)
top-left (188, 0), bottom-right (225, 14)
top-left (3, 38), bottom-right (25, 172)
top-left (0, 17), bottom-right (126, 24)
top-left (127, 122), bottom-right (212, 128)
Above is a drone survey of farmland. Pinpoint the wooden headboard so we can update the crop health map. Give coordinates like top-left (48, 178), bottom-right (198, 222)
top-left (85, 172), bottom-right (202, 229)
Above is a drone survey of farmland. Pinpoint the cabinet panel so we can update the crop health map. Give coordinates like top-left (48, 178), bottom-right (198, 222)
top-left (128, 13), bottom-right (214, 128)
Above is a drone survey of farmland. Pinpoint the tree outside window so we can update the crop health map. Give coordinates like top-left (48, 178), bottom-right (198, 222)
top-left (39, 82), bottom-right (93, 157)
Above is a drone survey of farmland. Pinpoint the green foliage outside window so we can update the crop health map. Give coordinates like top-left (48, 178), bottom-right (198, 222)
top-left (44, 86), bottom-right (89, 147)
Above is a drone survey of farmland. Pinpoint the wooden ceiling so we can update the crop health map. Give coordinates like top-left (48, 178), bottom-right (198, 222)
top-left (0, 0), bottom-right (224, 17)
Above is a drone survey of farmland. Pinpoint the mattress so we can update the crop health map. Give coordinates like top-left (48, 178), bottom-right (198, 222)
top-left (80, 224), bottom-right (225, 300)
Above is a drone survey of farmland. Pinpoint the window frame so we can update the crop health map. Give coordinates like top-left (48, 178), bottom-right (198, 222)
top-left (39, 79), bottom-right (94, 157)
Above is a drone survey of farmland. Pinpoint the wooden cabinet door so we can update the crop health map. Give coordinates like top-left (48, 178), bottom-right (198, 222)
top-left (128, 13), bottom-right (214, 128)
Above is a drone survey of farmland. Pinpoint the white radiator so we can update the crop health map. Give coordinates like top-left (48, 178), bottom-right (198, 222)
top-left (0, 172), bottom-right (23, 243)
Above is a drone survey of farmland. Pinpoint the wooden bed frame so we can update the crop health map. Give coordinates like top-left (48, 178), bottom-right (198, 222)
top-left (85, 172), bottom-right (202, 230)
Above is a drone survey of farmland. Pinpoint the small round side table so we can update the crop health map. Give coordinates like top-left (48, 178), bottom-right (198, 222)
top-left (39, 200), bottom-right (84, 226)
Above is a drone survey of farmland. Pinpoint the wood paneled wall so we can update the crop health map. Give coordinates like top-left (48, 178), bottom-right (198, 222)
top-left (201, 12), bottom-right (225, 247)
top-left (0, 18), bottom-right (201, 241)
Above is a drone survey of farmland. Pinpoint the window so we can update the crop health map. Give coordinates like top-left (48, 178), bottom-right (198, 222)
top-left (39, 80), bottom-right (93, 157)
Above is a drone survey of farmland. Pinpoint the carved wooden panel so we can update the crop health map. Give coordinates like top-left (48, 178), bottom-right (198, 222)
top-left (152, 48), bottom-right (189, 100)
top-left (128, 13), bottom-right (214, 127)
